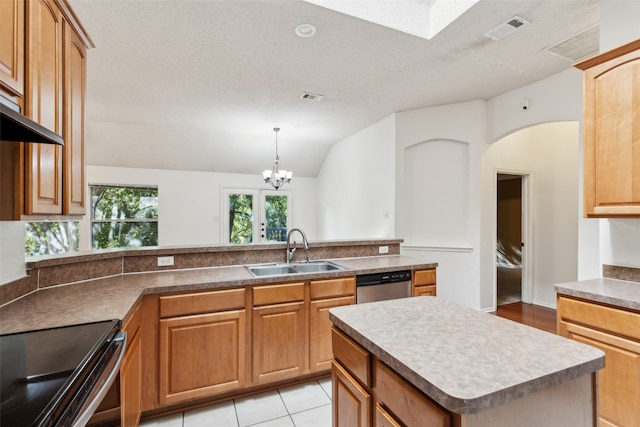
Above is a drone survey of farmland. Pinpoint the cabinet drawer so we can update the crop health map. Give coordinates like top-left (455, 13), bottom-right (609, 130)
top-left (558, 296), bottom-right (640, 342)
top-left (310, 277), bottom-right (355, 300)
top-left (159, 288), bottom-right (245, 318)
top-left (332, 328), bottom-right (370, 387)
top-left (374, 360), bottom-right (450, 427)
top-left (413, 285), bottom-right (436, 297)
top-left (414, 269), bottom-right (436, 286)
top-left (253, 282), bottom-right (304, 306)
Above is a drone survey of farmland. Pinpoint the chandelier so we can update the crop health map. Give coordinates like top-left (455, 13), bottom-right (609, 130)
top-left (262, 127), bottom-right (292, 190)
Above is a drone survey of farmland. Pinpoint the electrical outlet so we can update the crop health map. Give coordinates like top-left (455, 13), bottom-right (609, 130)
top-left (378, 246), bottom-right (389, 254)
top-left (157, 256), bottom-right (174, 267)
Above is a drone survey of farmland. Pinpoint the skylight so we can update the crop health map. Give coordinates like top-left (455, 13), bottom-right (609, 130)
top-left (302, 0), bottom-right (479, 40)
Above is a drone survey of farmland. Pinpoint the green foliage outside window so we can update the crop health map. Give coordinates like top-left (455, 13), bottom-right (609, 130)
top-left (25, 222), bottom-right (79, 257)
top-left (91, 185), bottom-right (158, 249)
top-left (265, 195), bottom-right (288, 242)
top-left (228, 194), bottom-right (253, 244)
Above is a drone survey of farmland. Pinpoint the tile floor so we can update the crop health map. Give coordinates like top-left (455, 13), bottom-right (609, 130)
top-left (139, 378), bottom-right (332, 427)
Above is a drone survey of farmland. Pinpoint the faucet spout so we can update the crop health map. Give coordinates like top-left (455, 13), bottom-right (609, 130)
top-left (286, 228), bottom-right (309, 263)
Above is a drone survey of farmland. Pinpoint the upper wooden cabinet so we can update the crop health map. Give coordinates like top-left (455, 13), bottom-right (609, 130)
top-left (0, 0), bottom-right (93, 219)
top-left (0, 0), bottom-right (25, 98)
top-left (575, 38), bottom-right (640, 217)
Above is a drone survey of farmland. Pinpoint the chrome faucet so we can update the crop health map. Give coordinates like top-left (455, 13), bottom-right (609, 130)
top-left (286, 228), bottom-right (309, 263)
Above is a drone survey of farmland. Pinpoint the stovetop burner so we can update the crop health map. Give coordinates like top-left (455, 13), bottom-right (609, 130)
top-left (0, 320), bottom-right (120, 427)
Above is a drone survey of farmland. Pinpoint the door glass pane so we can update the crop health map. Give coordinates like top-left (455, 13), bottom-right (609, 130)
top-left (264, 195), bottom-right (288, 242)
top-left (229, 194), bottom-right (254, 243)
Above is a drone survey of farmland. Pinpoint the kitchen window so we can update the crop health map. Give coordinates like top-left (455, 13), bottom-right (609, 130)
top-left (25, 221), bottom-right (79, 257)
top-left (222, 188), bottom-right (292, 244)
top-left (90, 184), bottom-right (158, 249)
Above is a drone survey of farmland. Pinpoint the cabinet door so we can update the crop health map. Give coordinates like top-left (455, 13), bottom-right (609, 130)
top-left (159, 310), bottom-right (247, 405)
top-left (332, 361), bottom-right (371, 427)
top-left (310, 295), bottom-right (355, 372)
top-left (565, 322), bottom-right (640, 427)
top-left (121, 326), bottom-right (142, 427)
top-left (0, 0), bottom-right (24, 97)
top-left (252, 301), bottom-right (306, 384)
top-left (63, 25), bottom-right (86, 215)
top-left (579, 40), bottom-right (640, 217)
top-left (25, 0), bottom-right (63, 215)
top-left (375, 403), bottom-right (402, 427)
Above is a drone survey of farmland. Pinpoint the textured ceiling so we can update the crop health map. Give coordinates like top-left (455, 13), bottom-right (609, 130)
top-left (68, 0), bottom-right (599, 177)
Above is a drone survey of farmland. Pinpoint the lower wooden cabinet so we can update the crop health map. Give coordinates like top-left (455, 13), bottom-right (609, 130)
top-left (413, 269), bottom-right (437, 297)
top-left (310, 278), bottom-right (356, 372)
top-left (332, 361), bottom-right (371, 427)
top-left (120, 322), bottom-right (142, 427)
top-left (557, 296), bottom-right (640, 427)
top-left (332, 328), bottom-right (451, 427)
top-left (157, 288), bottom-right (247, 405)
top-left (159, 309), bottom-right (247, 405)
top-left (252, 283), bottom-right (306, 384)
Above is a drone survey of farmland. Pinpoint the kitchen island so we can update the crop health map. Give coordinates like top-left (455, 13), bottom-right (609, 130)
top-left (330, 297), bottom-right (604, 427)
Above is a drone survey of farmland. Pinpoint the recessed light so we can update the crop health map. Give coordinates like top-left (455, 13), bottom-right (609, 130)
top-left (295, 23), bottom-right (316, 38)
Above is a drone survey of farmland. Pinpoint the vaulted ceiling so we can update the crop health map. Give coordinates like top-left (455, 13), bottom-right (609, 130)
top-left (69, 0), bottom-right (599, 177)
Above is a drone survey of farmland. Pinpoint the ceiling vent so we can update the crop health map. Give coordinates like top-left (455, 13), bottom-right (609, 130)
top-left (543, 24), bottom-right (599, 62)
top-left (300, 92), bottom-right (325, 101)
top-left (484, 16), bottom-right (530, 41)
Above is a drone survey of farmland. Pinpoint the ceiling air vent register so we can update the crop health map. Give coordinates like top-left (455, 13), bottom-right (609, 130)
top-left (484, 16), bottom-right (530, 41)
top-left (300, 92), bottom-right (325, 101)
top-left (543, 24), bottom-right (599, 62)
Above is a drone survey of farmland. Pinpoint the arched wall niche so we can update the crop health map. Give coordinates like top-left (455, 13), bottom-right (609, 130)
top-left (403, 138), bottom-right (470, 247)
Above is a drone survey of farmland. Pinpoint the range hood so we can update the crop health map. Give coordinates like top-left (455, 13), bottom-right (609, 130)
top-left (0, 96), bottom-right (63, 145)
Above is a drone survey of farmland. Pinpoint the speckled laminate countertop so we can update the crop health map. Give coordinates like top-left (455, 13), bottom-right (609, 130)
top-left (0, 255), bottom-right (435, 335)
top-left (329, 297), bottom-right (604, 415)
top-left (554, 278), bottom-right (640, 311)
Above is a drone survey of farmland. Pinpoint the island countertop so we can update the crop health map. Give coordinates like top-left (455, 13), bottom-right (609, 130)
top-left (329, 297), bottom-right (604, 415)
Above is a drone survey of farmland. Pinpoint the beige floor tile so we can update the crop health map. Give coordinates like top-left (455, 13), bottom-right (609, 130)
top-left (317, 378), bottom-right (332, 400)
top-left (290, 404), bottom-right (332, 427)
top-left (139, 412), bottom-right (183, 427)
top-left (234, 390), bottom-right (288, 427)
top-left (247, 415), bottom-right (295, 427)
top-left (278, 381), bottom-right (331, 414)
top-left (184, 400), bottom-right (238, 426)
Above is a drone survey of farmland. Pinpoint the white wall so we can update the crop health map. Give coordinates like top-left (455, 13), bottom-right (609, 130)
top-left (484, 122), bottom-right (579, 308)
top-left (396, 100), bottom-right (486, 309)
top-left (0, 222), bottom-right (27, 283)
top-left (79, 166), bottom-right (318, 250)
top-left (316, 115), bottom-right (396, 240)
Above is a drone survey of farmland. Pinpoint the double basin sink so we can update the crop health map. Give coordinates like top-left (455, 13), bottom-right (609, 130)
top-left (246, 261), bottom-right (345, 277)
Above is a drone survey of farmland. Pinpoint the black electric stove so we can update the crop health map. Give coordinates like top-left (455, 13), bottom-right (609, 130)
top-left (0, 320), bottom-right (124, 427)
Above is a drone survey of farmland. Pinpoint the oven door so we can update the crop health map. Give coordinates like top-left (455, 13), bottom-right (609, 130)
top-left (71, 331), bottom-right (127, 427)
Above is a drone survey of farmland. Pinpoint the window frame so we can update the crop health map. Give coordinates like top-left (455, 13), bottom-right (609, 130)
top-left (89, 183), bottom-right (159, 249)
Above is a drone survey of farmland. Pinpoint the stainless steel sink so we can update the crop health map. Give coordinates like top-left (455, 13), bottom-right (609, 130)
top-left (246, 261), bottom-right (345, 277)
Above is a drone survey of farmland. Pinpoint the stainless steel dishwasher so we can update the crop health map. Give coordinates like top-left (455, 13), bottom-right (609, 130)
top-left (356, 270), bottom-right (412, 304)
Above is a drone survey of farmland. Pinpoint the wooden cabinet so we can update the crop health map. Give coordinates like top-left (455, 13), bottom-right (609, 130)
top-left (332, 361), bottom-right (371, 427)
top-left (63, 22), bottom-right (87, 215)
top-left (0, 0), bottom-right (24, 98)
top-left (121, 302), bottom-right (143, 427)
top-left (309, 277), bottom-right (356, 372)
top-left (412, 269), bottom-right (436, 297)
top-left (252, 283), bottom-right (306, 384)
top-left (575, 38), bottom-right (640, 217)
top-left (0, 0), bottom-right (92, 219)
top-left (332, 328), bottom-right (451, 427)
top-left (557, 296), bottom-right (640, 426)
top-left (158, 288), bottom-right (247, 405)
top-left (25, 0), bottom-right (64, 215)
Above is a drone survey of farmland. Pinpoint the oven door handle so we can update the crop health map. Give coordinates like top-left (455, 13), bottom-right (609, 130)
top-left (72, 331), bottom-right (127, 427)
